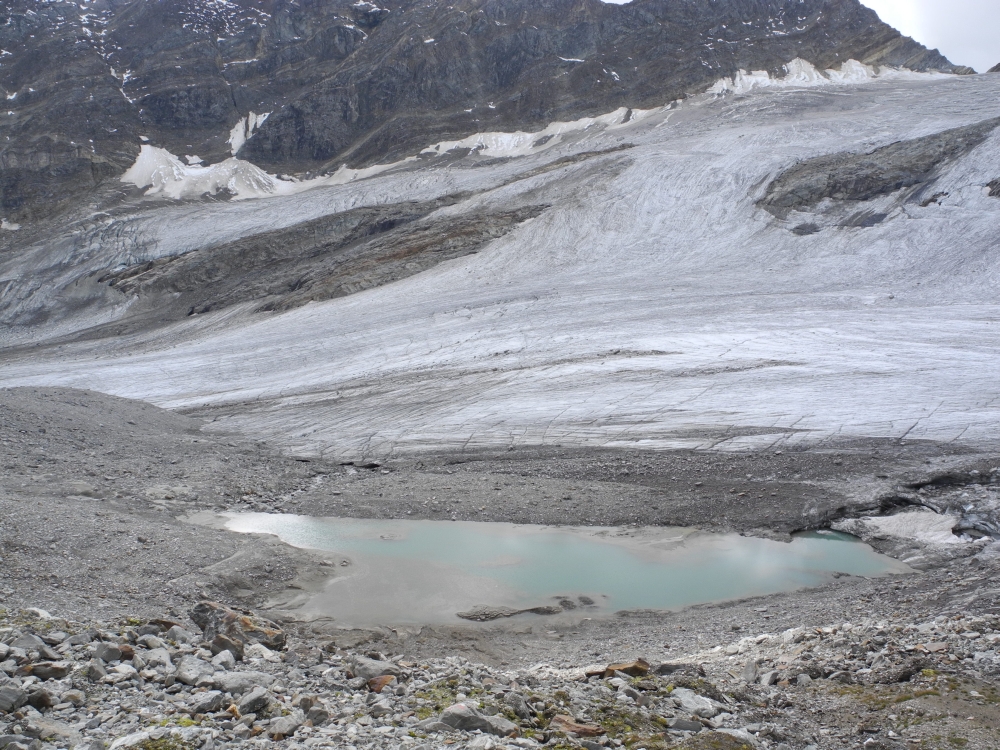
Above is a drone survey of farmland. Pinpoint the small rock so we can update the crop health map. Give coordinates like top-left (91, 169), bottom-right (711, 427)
top-left (440, 702), bottom-right (518, 736)
top-left (367, 675), bottom-right (396, 693)
top-left (19, 662), bottom-right (71, 680)
top-left (26, 688), bottom-right (57, 709)
top-left (213, 670), bottom-right (275, 694)
top-left (414, 718), bottom-right (453, 733)
top-left (163, 626), bottom-right (192, 644)
top-left (306, 706), bottom-right (330, 725)
top-left (87, 659), bottom-right (107, 681)
top-left (189, 690), bottom-right (224, 714)
top-left (9, 635), bottom-right (45, 652)
top-left (504, 692), bottom-right (533, 719)
top-left (0, 684), bottom-right (27, 712)
top-left (238, 686), bottom-right (270, 715)
top-left (667, 718), bottom-right (704, 732)
top-left (211, 650), bottom-right (236, 671)
top-left (107, 730), bottom-right (151, 749)
top-left (136, 635), bottom-right (165, 650)
top-left (62, 689), bottom-right (85, 707)
top-left (671, 687), bottom-right (724, 718)
top-left (268, 710), bottom-right (304, 740)
top-left (209, 634), bottom-right (244, 662)
top-left (549, 714), bottom-right (605, 736)
top-left (174, 655), bottom-right (214, 686)
top-left (93, 643), bottom-right (122, 663)
top-left (244, 643), bottom-right (279, 662)
top-left (758, 671), bottom-right (778, 687)
top-left (796, 673), bottom-right (812, 686)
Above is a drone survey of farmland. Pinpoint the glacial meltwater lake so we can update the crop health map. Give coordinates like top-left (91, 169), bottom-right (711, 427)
top-left (216, 514), bottom-right (910, 626)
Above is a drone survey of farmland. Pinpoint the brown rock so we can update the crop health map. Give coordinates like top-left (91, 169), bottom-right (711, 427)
top-left (17, 661), bottom-right (72, 680)
top-left (210, 634), bottom-right (245, 661)
top-left (189, 601), bottom-right (286, 650)
top-left (368, 675), bottom-right (396, 693)
top-left (549, 715), bottom-right (605, 737)
top-left (603, 658), bottom-right (650, 678)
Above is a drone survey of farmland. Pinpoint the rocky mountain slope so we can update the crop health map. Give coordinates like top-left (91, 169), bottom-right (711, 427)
top-left (0, 0), bottom-right (972, 222)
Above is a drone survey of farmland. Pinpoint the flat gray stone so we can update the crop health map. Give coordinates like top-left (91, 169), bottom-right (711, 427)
top-left (189, 690), bottom-right (224, 714)
top-left (439, 703), bottom-right (518, 736)
top-left (0, 684), bottom-right (27, 712)
top-left (174, 655), bottom-right (214, 686)
top-left (213, 670), bottom-right (275, 694)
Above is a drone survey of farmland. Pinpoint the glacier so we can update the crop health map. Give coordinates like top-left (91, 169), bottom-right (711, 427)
top-left (3, 69), bottom-right (1000, 460)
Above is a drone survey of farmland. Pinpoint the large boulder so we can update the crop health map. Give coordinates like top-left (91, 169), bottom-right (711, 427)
top-left (189, 601), bottom-right (285, 651)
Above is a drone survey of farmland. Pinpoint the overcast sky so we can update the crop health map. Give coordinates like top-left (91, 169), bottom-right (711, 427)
top-left (859, 1), bottom-right (998, 73)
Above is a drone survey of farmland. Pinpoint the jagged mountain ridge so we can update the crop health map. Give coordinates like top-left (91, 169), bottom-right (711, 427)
top-left (0, 0), bottom-right (972, 222)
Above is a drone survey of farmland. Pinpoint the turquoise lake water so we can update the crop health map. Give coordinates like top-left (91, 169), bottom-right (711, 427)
top-left (220, 514), bottom-right (910, 624)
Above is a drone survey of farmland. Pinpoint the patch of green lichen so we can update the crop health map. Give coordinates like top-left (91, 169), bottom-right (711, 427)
top-left (136, 740), bottom-right (196, 750)
top-left (671, 734), bottom-right (754, 750)
top-left (413, 682), bottom-right (459, 713)
top-left (593, 705), bottom-right (663, 744)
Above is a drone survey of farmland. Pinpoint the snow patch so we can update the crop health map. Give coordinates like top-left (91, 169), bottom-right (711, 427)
top-left (708, 58), bottom-right (947, 95)
top-left (1, 218), bottom-right (20, 231)
top-left (420, 106), bottom-right (657, 159)
top-left (121, 145), bottom-right (284, 200)
top-left (227, 111), bottom-right (270, 155)
top-left (120, 145), bottom-right (419, 201)
top-left (832, 510), bottom-right (965, 546)
top-left (119, 104), bottom-right (658, 201)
